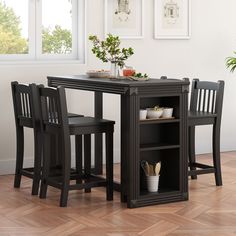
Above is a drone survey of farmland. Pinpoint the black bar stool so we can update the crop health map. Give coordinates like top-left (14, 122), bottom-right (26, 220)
top-left (188, 79), bottom-right (225, 186)
top-left (11, 82), bottom-right (42, 195)
top-left (11, 82), bottom-right (83, 195)
top-left (37, 86), bottom-right (115, 207)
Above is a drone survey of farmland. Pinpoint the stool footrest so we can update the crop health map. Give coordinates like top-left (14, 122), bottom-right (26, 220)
top-left (46, 174), bottom-right (107, 191)
top-left (21, 168), bottom-right (35, 178)
top-left (188, 162), bottom-right (215, 176)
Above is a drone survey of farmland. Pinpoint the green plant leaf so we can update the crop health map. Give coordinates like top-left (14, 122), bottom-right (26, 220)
top-left (226, 53), bottom-right (236, 73)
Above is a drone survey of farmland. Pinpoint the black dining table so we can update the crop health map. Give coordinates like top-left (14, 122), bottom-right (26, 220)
top-left (48, 75), bottom-right (189, 208)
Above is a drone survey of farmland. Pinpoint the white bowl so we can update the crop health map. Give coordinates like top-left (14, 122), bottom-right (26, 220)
top-left (162, 108), bottom-right (173, 118)
top-left (87, 70), bottom-right (111, 78)
top-left (147, 109), bottom-right (163, 119)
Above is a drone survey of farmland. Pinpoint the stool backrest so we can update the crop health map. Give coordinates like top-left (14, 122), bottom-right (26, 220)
top-left (38, 86), bottom-right (69, 127)
top-left (190, 79), bottom-right (225, 116)
top-left (38, 86), bottom-right (71, 162)
top-left (11, 81), bottom-right (39, 128)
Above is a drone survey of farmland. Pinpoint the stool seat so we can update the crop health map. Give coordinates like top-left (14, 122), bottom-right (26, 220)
top-left (68, 116), bottom-right (115, 127)
top-left (67, 112), bottom-right (83, 118)
top-left (68, 117), bottom-right (115, 135)
top-left (188, 111), bottom-right (217, 126)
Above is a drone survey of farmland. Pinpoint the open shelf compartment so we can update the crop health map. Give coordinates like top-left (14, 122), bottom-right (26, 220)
top-left (140, 96), bottom-right (180, 119)
top-left (140, 123), bottom-right (180, 149)
top-left (139, 149), bottom-right (180, 197)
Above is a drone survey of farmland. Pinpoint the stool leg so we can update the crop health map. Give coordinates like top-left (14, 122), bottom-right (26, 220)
top-left (51, 134), bottom-right (58, 167)
top-left (106, 131), bottom-right (113, 201)
top-left (14, 126), bottom-right (24, 188)
top-left (32, 130), bottom-right (42, 195)
top-left (213, 124), bottom-right (223, 186)
top-left (60, 185), bottom-right (69, 207)
top-left (75, 135), bottom-right (83, 184)
top-left (60, 173), bottom-right (70, 207)
top-left (60, 136), bottom-right (71, 207)
top-left (40, 133), bottom-right (51, 199)
top-left (188, 126), bottom-right (197, 179)
top-left (84, 134), bottom-right (91, 193)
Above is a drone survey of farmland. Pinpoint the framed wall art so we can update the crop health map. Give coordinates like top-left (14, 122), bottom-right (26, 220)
top-left (154, 0), bottom-right (191, 39)
top-left (105, 0), bottom-right (144, 39)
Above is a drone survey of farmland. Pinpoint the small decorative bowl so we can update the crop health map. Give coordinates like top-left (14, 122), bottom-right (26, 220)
top-left (147, 108), bottom-right (163, 119)
top-left (87, 70), bottom-right (111, 78)
top-left (162, 108), bottom-right (173, 118)
top-left (123, 69), bottom-right (135, 77)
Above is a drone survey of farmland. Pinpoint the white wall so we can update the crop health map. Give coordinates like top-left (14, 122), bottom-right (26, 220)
top-left (1, 0), bottom-right (236, 174)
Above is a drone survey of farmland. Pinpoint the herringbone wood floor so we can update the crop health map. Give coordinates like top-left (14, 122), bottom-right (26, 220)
top-left (1, 152), bottom-right (236, 235)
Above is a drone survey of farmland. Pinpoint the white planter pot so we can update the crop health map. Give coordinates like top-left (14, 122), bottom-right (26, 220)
top-left (146, 175), bottom-right (159, 192)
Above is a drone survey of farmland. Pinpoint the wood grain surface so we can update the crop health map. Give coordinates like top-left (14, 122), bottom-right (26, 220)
top-left (0, 152), bottom-right (236, 235)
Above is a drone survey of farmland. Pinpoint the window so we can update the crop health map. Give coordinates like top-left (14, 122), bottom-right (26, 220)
top-left (0, 0), bottom-right (85, 62)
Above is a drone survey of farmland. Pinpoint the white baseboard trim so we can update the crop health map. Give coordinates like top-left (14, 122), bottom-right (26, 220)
top-left (2, 149), bottom-right (233, 176)
top-left (0, 157), bottom-right (34, 175)
top-left (0, 148), bottom-right (121, 175)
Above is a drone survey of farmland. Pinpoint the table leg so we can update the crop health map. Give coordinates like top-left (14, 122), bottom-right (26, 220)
top-left (121, 93), bottom-right (139, 207)
top-left (120, 95), bottom-right (128, 202)
top-left (94, 92), bottom-right (103, 175)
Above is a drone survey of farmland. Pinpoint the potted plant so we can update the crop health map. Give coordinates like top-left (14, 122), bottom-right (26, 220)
top-left (89, 34), bottom-right (134, 77)
top-left (226, 51), bottom-right (236, 72)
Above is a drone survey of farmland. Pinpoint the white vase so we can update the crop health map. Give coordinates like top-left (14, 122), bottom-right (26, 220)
top-left (110, 62), bottom-right (119, 78)
top-left (146, 175), bottom-right (159, 192)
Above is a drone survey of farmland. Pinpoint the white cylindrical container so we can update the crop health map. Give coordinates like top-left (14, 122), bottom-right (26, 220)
top-left (140, 109), bottom-right (147, 120)
top-left (146, 175), bottom-right (159, 192)
top-left (162, 108), bottom-right (173, 118)
top-left (110, 62), bottom-right (119, 78)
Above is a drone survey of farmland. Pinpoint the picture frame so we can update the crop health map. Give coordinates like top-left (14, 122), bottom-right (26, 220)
top-left (154, 0), bottom-right (191, 39)
top-left (104, 0), bottom-right (144, 39)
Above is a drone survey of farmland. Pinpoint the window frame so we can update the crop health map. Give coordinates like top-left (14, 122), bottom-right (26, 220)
top-left (0, 0), bottom-right (86, 64)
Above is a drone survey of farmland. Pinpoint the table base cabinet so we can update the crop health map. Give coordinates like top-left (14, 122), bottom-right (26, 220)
top-left (128, 93), bottom-right (188, 208)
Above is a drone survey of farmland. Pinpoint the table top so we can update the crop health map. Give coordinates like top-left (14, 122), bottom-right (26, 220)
top-left (48, 75), bottom-right (189, 86)
top-left (47, 75), bottom-right (190, 95)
